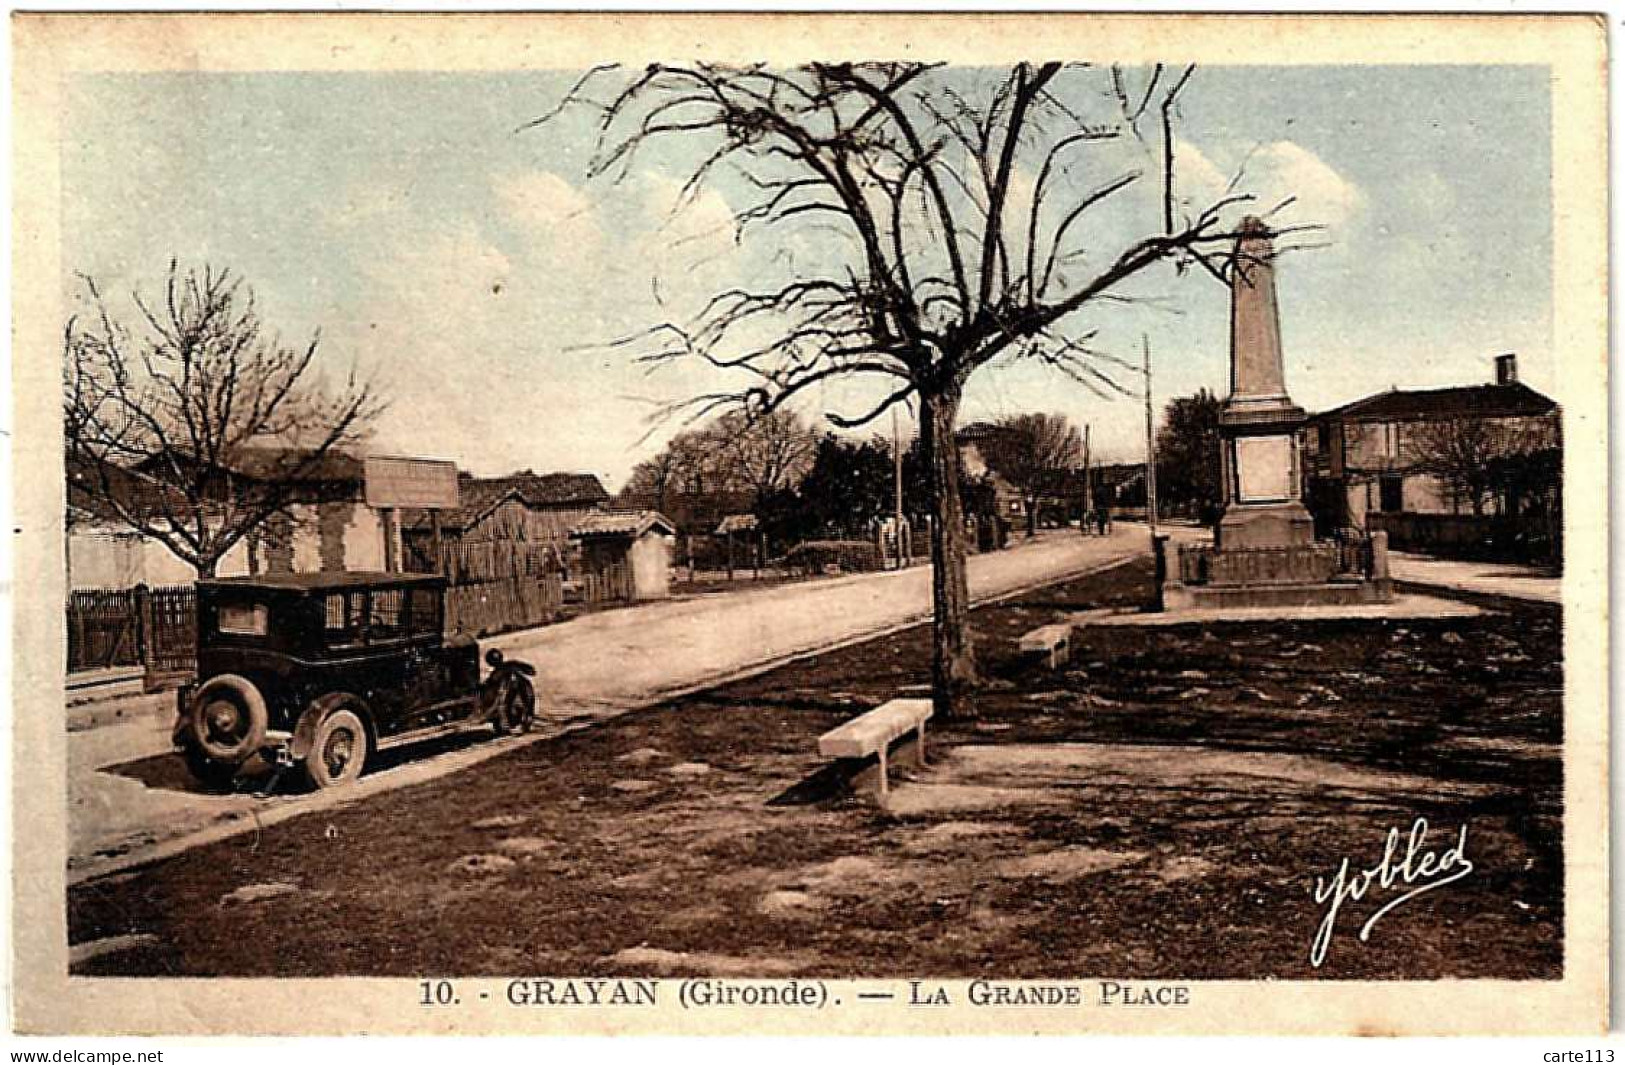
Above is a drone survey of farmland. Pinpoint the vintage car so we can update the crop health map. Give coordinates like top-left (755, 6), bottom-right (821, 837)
top-left (173, 571), bottom-right (537, 789)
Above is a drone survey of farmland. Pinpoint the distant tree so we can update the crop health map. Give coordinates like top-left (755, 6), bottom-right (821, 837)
top-left (795, 433), bottom-right (896, 539)
top-left (625, 410), bottom-right (818, 508)
top-left (63, 262), bottom-right (381, 577)
top-left (976, 413), bottom-right (1083, 537)
top-left (1410, 415), bottom-right (1559, 517)
top-left (623, 445), bottom-right (691, 514)
top-left (712, 409), bottom-right (819, 503)
top-left (1155, 388), bottom-right (1223, 524)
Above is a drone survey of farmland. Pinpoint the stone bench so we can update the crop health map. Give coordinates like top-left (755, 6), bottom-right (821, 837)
top-left (817, 697), bottom-right (932, 799)
top-left (1019, 623), bottom-right (1072, 670)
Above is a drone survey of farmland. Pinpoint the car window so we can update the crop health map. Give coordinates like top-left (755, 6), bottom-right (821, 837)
top-left (408, 589), bottom-right (440, 634)
top-left (324, 594), bottom-right (346, 633)
top-left (370, 588), bottom-right (407, 641)
top-left (218, 601), bottom-right (268, 636)
top-left (324, 592), bottom-right (367, 649)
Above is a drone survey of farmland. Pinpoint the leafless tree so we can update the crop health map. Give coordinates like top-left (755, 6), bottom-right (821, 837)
top-left (626, 409), bottom-right (818, 506)
top-left (535, 62), bottom-right (1311, 715)
top-left (1409, 415), bottom-right (1560, 517)
top-left (711, 409), bottom-right (819, 503)
top-left (978, 413), bottom-right (1084, 537)
top-left (64, 262), bottom-right (382, 577)
top-left (623, 444), bottom-right (691, 514)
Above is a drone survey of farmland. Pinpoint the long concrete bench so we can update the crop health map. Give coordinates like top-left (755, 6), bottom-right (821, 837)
top-left (1019, 623), bottom-right (1072, 670)
top-left (817, 697), bottom-right (932, 799)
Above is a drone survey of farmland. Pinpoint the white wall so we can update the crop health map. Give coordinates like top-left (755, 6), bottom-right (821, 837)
top-left (68, 525), bottom-right (250, 590)
top-left (291, 504), bottom-right (320, 573)
top-left (345, 503), bottom-right (385, 571)
top-left (630, 532), bottom-right (671, 600)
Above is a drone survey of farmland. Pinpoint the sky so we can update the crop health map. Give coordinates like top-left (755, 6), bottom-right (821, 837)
top-left (60, 64), bottom-right (1552, 486)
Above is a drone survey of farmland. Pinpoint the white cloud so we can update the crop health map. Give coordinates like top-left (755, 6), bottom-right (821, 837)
top-left (1173, 138), bottom-right (1362, 237)
top-left (631, 175), bottom-right (744, 318)
top-left (1173, 137), bottom-right (1230, 207)
top-left (494, 170), bottom-right (601, 248)
top-left (1245, 140), bottom-right (1363, 230)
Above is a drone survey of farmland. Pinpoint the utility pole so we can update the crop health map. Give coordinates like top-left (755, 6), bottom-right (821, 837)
top-left (892, 405), bottom-right (905, 568)
top-left (1143, 335), bottom-right (1159, 536)
top-left (1081, 423), bottom-right (1092, 536)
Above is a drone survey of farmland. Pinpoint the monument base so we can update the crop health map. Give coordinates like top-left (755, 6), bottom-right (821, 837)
top-left (1156, 530), bottom-right (1395, 614)
top-left (1215, 501), bottom-right (1315, 550)
top-left (1163, 578), bottom-right (1393, 612)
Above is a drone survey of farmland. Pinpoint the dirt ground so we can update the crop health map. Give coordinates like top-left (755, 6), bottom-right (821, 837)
top-left (69, 558), bottom-right (1563, 980)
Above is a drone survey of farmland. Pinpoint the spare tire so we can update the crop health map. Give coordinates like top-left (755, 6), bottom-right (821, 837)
top-left (186, 674), bottom-right (269, 764)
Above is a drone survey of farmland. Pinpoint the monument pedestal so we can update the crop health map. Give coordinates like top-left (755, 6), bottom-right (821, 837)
top-left (1216, 501), bottom-right (1315, 550)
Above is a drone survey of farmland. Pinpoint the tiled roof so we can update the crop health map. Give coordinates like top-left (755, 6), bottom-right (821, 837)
top-left (491, 471), bottom-right (610, 507)
top-left (1315, 382), bottom-right (1557, 423)
top-left (571, 510), bottom-right (676, 539)
top-left (955, 421), bottom-right (1008, 442)
top-left (405, 471), bottom-right (609, 532)
top-left (223, 447), bottom-right (365, 483)
top-left (716, 513), bottom-right (759, 534)
top-left (614, 489), bottom-right (755, 533)
top-left (67, 453), bottom-right (189, 525)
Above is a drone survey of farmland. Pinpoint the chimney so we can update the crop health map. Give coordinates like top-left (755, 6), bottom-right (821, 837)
top-left (1495, 353), bottom-right (1518, 386)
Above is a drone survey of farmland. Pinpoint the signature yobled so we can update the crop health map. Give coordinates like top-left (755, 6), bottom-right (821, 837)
top-left (1310, 817), bottom-right (1474, 968)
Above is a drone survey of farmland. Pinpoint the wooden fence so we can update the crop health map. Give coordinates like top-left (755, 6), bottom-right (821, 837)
top-left (445, 571), bottom-right (564, 638)
top-left (579, 562), bottom-right (633, 605)
top-left (409, 538), bottom-right (565, 584)
top-left (67, 588), bottom-right (142, 672)
top-left (144, 585), bottom-right (198, 675)
top-left (67, 583), bottom-right (197, 677)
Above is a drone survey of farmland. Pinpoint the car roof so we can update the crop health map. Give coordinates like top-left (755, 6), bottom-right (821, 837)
top-left (197, 571), bottom-right (447, 594)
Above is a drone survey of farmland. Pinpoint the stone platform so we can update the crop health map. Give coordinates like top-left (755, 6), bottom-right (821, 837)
top-left (1164, 578), bottom-right (1389, 612)
top-left (1073, 593), bottom-right (1484, 628)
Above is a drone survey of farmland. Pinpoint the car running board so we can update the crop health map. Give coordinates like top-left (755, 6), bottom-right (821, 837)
top-left (374, 717), bottom-right (494, 753)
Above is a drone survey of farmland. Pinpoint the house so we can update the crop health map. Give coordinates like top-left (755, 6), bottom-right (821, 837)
top-left (570, 510), bottom-right (677, 601)
top-left (1303, 354), bottom-right (1560, 538)
top-left (124, 446), bottom-right (388, 577)
top-left (954, 423), bottom-right (1025, 524)
top-left (403, 470), bottom-right (609, 574)
top-left (66, 454), bottom-right (252, 590)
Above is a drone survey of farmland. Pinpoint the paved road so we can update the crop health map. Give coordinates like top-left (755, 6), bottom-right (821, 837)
top-left (69, 525), bottom-right (1164, 880)
top-left (1389, 552), bottom-right (1560, 604)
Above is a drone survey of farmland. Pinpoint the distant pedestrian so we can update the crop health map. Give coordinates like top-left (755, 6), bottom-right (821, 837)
top-left (1096, 507), bottom-right (1110, 536)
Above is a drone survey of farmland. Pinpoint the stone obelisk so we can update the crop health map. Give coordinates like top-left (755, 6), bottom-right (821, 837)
top-left (1216, 216), bottom-right (1314, 549)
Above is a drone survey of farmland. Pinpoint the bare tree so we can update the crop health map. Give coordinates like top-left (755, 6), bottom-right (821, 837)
top-left (623, 446), bottom-right (690, 514)
top-left (1409, 415), bottom-right (1559, 517)
top-left (64, 262), bottom-right (382, 577)
top-left (626, 408), bottom-right (818, 507)
top-left (978, 413), bottom-right (1084, 537)
top-left (711, 408), bottom-right (819, 503)
top-left (536, 62), bottom-right (1309, 715)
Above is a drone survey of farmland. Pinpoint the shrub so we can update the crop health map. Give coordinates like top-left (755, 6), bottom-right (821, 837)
top-left (783, 539), bottom-right (881, 576)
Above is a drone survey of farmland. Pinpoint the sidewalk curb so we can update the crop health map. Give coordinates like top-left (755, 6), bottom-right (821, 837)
top-left (1392, 578), bottom-right (1561, 612)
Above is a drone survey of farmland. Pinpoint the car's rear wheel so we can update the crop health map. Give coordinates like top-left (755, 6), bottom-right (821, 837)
top-left (186, 675), bottom-right (268, 765)
top-left (496, 678), bottom-right (536, 735)
top-left (304, 708), bottom-right (368, 789)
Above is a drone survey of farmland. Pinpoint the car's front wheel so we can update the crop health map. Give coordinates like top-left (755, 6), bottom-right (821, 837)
top-left (304, 708), bottom-right (368, 789)
top-left (495, 678), bottom-right (536, 735)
